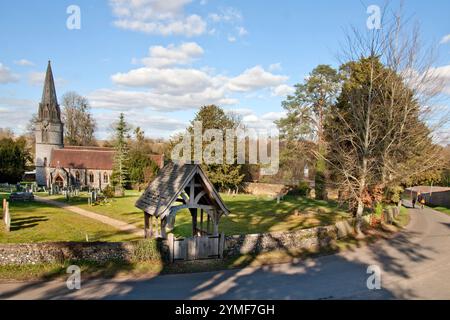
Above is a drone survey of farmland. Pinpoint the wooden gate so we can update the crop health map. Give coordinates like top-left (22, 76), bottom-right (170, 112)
top-left (168, 233), bottom-right (225, 262)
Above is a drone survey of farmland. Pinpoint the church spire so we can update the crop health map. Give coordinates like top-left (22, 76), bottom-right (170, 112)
top-left (38, 61), bottom-right (61, 122)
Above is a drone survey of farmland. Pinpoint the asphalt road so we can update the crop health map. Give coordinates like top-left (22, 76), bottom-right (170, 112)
top-left (1, 203), bottom-right (449, 300)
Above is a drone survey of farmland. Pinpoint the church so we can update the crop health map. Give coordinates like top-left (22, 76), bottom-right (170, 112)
top-left (34, 61), bottom-right (164, 189)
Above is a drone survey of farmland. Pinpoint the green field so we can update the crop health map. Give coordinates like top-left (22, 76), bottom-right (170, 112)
top-left (0, 193), bottom-right (139, 243)
top-left (43, 191), bottom-right (350, 238)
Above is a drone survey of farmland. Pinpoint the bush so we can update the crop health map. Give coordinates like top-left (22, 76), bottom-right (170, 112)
top-left (288, 181), bottom-right (311, 196)
top-left (102, 185), bottom-right (115, 198)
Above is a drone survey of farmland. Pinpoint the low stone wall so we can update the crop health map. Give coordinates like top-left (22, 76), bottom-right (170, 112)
top-left (244, 183), bottom-right (288, 196)
top-left (224, 220), bottom-right (354, 257)
top-left (0, 240), bottom-right (168, 266)
top-left (0, 220), bottom-right (355, 265)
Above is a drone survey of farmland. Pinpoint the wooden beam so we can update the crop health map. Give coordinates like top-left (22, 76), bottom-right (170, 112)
top-left (190, 208), bottom-right (197, 236)
top-left (194, 190), bottom-right (206, 205)
top-left (144, 213), bottom-right (149, 239)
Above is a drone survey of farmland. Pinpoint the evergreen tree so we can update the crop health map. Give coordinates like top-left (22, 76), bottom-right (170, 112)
top-left (276, 65), bottom-right (340, 199)
top-left (111, 113), bottom-right (130, 190)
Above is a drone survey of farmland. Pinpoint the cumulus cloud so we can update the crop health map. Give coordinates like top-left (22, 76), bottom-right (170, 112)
top-left (14, 59), bottom-right (34, 67)
top-left (227, 66), bottom-right (288, 92)
top-left (140, 42), bottom-right (204, 68)
top-left (0, 97), bottom-right (36, 133)
top-left (225, 108), bottom-right (285, 132)
top-left (440, 34), bottom-right (450, 44)
top-left (89, 88), bottom-right (237, 112)
top-left (0, 63), bottom-right (19, 84)
top-left (109, 0), bottom-right (206, 37)
top-left (272, 84), bottom-right (295, 97)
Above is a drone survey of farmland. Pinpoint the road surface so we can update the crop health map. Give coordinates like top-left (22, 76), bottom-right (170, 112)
top-left (1, 203), bottom-right (449, 300)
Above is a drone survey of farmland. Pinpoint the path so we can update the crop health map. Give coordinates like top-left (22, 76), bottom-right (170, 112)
top-left (34, 196), bottom-right (144, 237)
top-left (1, 203), bottom-right (449, 299)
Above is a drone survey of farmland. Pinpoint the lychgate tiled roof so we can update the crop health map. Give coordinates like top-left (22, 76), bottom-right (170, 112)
top-left (135, 163), bottom-right (229, 218)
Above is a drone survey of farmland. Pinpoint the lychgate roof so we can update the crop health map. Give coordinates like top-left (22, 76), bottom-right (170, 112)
top-left (135, 163), bottom-right (229, 218)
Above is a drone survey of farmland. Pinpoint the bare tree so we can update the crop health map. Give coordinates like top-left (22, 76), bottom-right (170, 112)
top-left (61, 91), bottom-right (97, 146)
top-left (325, 7), bottom-right (449, 234)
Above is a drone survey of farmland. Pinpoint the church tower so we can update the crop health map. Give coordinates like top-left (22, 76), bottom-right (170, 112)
top-left (35, 61), bottom-right (64, 186)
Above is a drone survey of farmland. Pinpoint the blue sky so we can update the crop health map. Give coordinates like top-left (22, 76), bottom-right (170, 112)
top-left (0, 0), bottom-right (449, 140)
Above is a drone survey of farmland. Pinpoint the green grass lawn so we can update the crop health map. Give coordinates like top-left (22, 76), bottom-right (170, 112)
top-left (44, 191), bottom-right (350, 237)
top-left (430, 206), bottom-right (450, 216)
top-left (0, 193), bottom-right (139, 243)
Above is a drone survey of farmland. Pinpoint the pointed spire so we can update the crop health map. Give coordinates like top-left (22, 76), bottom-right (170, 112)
top-left (38, 60), bottom-right (61, 122)
top-left (41, 60), bottom-right (58, 106)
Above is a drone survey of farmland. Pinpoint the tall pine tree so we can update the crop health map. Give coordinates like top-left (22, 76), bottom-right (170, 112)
top-left (111, 113), bottom-right (130, 191)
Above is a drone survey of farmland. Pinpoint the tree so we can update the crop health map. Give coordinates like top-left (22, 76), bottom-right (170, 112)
top-left (171, 105), bottom-right (245, 191)
top-left (61, 91), bottom-right (97, 146)
top-left (128, 127), bottom-right (159, 187)
top-left (325, 12), bottom-right (447, 234)
top-left (276, 65), bottom-right (341, 199)
top-left (111, 113), bottom-right (130, 190)
top-left (0, 136), bottom-right (32, 183)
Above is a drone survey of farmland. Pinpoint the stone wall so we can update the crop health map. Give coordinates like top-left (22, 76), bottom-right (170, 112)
top-left (224, 221), bottom-right (354, 257)
top-left (0, 220), bottom-right (355, 265)
top-left (244, 183), bottom-right (289, 196)
top-left (0, 241), bottom-right (168, 266)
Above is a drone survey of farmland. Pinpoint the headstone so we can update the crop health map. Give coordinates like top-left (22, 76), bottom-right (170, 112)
top-left (4, 201), bottom-right (10, 232)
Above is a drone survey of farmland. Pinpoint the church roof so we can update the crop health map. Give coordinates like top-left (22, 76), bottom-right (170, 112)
top-left (50, 148), bottom-right (115, 170)
top-left (49, 147), bottom-right (164, 170)
top-left (135, 163), bottom-right (229, 218)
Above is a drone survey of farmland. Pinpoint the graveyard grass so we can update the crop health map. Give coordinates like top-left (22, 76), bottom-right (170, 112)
top-left (0, 193), bottom-right (140, 243)
top-left (40, 190), bottom-right (351, 238)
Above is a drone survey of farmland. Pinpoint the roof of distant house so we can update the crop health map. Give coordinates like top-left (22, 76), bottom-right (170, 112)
top-left (406, 186), bottom-right (450, 193)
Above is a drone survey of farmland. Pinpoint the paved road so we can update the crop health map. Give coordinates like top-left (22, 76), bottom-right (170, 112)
top-left (1, 203), bottom-right (449, 300)
top-left (35, 196), bottom-right (144, 237)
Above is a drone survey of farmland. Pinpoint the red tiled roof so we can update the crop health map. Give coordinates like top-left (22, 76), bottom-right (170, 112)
top-left (50, 148), bottom-right (115, 170)
top-left (49, 147), bottom-right (164, 170)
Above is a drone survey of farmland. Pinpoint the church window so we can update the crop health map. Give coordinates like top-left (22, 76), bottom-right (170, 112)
top-left (43, 157), bottom-right (47, 167)
top-left (103, 172), bottom-right (109, 183)
top-left (89, 173), bottom-right (94, 183)
top-left (75, 171), bottom-right (80, 182)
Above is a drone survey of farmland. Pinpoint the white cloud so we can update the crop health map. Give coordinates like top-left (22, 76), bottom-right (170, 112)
top-left (227, 66), bottom-right (288, 92)
top-left (272, 84), bottom-right (295, 97)
top-left (110, 0), bottom-right (206, 37)
top-left (208, 7), bottom-right (242, 23)
top-left (94, 110), bottom-right (187, 139)
top-left (0, 97), bottom-right (36, 133)
top-left (14, 59), bottom-right (34, 67)
top-left (440, 34), bottom-right (450, 44)
top-left (227, 35), bottom-right (236, 43)
top-left (112, 67), bottom-right (216, 94)
top-left (237, 26), bottom-right (248, 37)
top-left (140, 42), bottom-right (204, 68)
top-left (0, 63), bottom-right (19, 84)
top-left (89, 88), bottom-right (237, 112)
top-left (225, 108), bottom-right (285, 132)
top-left (269, 63), bottom-right (282, 72)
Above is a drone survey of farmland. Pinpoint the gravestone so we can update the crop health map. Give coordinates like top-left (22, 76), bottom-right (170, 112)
top-left (3, 201), bottom-right (10, 232)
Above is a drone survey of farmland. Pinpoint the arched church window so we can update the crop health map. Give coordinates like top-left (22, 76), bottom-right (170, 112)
top-left (103, 172), bottom-right (109, 183)
top-left (43, 157), bottom-right (47, 167)
top-left (89, 173), bottom-right (94, 183)
top-left (75, 171), bottom-right (80, 182)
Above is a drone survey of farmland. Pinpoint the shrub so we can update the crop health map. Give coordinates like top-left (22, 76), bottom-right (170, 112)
top-left (102, 185), bottom-right (115, 198)
top-left (288, 181), bottom-right (311, 196)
